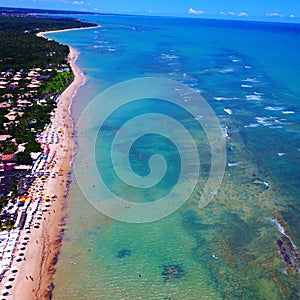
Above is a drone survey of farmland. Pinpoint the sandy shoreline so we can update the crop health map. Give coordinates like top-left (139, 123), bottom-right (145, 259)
top-left (4, 32), bottom-right (86, 299)
top-left (36, 25), bottom-right (100, 38)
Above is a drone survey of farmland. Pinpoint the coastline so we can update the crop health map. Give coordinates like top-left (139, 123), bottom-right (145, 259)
top-left (36, 25), bottom-right (100, 39)
top-left (7, 37), bottom-right (85, 299)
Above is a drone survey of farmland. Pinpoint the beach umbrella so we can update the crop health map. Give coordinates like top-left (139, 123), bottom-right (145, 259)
top-left (1, 290), bottom-right (9, 296)
top-left (4, 283), bottom-right (12, 289)
top-left (8, 276), bottom-right (15, 282)
top-left (11, 267), bottom-right (18, 273)
top-left (23, 235), bottom-right (30, 240)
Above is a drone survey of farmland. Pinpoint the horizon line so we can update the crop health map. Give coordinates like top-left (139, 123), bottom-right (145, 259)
top-left (1, 5), bottom-right (300, 25)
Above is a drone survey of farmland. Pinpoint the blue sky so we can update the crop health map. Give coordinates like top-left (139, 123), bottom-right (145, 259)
top-left (2, 0), bottom-right (300, 21)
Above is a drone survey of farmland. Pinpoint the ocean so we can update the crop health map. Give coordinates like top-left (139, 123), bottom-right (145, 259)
top-left (45, 15), bottom-right (300, 299)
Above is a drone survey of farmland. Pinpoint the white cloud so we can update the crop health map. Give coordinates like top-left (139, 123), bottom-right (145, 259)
top-left (290, 14), bottom-right (295, 18)
top-left (238, 12), bottom-right (248, 17)
top-left (188, 8), bottom-right (205, 15)
top-left (73, 1), bottom-right (84, 4)
top-left (266, 12), bottom-right (282, 17)
top-left (219, 11), bottom-right (248, 18)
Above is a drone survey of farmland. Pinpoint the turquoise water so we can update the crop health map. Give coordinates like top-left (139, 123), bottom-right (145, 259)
top-left (47, 16), bottom-right (300, 299)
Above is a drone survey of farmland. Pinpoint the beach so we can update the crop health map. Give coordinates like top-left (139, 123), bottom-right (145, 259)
top-left (36, 25), bottom-right (100, 39)
top-left (0, 36), bottom-right (85, 299)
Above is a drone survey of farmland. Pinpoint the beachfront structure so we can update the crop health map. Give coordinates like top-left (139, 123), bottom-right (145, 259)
top-left (0, 62), bottom-right (71, 197)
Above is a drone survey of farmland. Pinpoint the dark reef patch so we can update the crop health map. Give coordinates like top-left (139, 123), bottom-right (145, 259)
top-left (161, 264), bottom-right (184, 281)
top-left (117, 249), bottom-right (131, 259)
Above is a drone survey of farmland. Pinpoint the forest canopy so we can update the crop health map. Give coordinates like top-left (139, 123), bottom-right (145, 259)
top-left (0, 16), bottom-right (97, 71)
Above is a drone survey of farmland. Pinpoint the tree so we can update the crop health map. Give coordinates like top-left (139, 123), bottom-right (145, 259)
top-left (0, 196), bottom-right (7, 210)
top-left (10, 181), bottom-right (19, 199)
top-left (16, 151), bottom-right (32, 165)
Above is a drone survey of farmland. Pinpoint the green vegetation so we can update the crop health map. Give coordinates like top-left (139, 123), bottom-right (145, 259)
top-left (0, 15), bottom-right (95, 32)
top-left (0, 31), bottom-right (69, 71)
top-left (0, 140), bottom-right (17, 154)
top-left (10, 181), bottom-right (18, 199)
top-left (0, 15), bottom-right (97, 198)
top-left (40, 70), bottom-right (74, 95)
top-left (0, 196), bottom-right (7, 211)
top-left (0, 16), bottom-right (97, 72)
top-left (16, 151), bottom-right (32, 165)
top-left (0, 108), bottom-right (9, 131)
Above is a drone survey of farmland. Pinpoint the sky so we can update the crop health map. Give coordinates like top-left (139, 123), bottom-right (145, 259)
top-left (1, 0), bottom-right (300, 22)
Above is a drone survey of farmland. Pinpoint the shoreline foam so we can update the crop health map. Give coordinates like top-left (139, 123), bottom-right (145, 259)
top-left (6, 31), bottom-right (86, 300)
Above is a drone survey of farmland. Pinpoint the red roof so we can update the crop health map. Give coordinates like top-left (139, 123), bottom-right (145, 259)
top-left (1, 153), bottom-right (16, 162)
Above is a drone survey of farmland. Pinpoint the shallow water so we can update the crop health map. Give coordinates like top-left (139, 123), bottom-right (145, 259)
top-left (47, 16), bottom-right (300, 299)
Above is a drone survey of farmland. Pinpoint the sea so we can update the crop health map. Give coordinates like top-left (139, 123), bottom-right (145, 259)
top-left (45, 15), bottom-right (300, 299)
